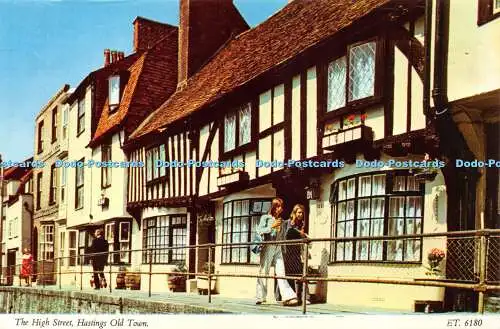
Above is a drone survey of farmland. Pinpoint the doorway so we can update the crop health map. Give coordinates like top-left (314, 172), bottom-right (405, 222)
top-left (7, 249), bottom-right (17, 286)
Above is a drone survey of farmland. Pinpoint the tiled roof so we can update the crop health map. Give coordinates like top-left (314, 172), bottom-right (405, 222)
top-left (130, 0), bottom-right (390, 140)
top-left (90, 27), bottom-right (178, 146)
top-left (16, 170), bottom-right (32, 195)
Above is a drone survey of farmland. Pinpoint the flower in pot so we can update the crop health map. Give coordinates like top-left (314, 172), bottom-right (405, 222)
top-left (116, 266), bottom-right (127, 289)
top-left (425, 248), bottom-right (445, 276)
top-left (168, 262), bottom-right (187, 292)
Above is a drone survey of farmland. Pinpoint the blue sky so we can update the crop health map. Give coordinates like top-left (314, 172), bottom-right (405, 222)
top-left (0, 0), bottom-right (287, 162)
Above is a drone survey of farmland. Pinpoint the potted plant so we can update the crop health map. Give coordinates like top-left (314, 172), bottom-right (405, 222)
top-left (425, 248), bottom-right (446, 277)
top-left (168, 262), bottom-right (187, 292)
top-left (306, 266), bottom-right (321, 296)
top-left (116, 266), bottom-right (127, 289)
top-left (197, 261), bottom-right (216, 295)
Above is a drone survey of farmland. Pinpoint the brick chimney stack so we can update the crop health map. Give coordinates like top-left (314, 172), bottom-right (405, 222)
top-left (104, 49), bottom-right (111, 67)
top-left (111, 50), bottom-right (118, 63)
top-left (177, 0), bottom-right (249, 90)
top-left (133, 17), bottom-right (177, 53)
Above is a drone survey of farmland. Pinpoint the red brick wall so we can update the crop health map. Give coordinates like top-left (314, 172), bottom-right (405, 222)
top-left (178, 0), bottom-right (249, 86)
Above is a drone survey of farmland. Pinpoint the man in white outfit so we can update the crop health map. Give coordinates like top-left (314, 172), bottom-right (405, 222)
top-left (255, 198), bottom-right (298, 306)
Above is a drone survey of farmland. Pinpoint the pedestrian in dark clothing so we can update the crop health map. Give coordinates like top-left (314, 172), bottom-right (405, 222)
top-left (90, 229), bottom-right (109, 290)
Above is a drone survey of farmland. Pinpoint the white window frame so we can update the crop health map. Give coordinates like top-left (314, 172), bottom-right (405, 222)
top-left (40, 224), bottom-right (54, 261)
top-left (109, 75), bottom-right (120, 109)
top-left (59, 230), bottom-right (66, 266)
top-left (224, 102), bottom-right (252, 152)
top-left (62, 106), bottom-right (68, 140)
top-left (77, 98), bottom-right (85, 135)
top-left (119, 222), bottom-right (131, 263)
top-left (60, 165), bottom-right (67, 203)
top-left (68, 230), bottom-right (77, 266)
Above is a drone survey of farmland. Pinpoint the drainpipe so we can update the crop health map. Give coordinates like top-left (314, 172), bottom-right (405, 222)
top-left (423, 0), bottom-right (432, 118)
top-left (431, 0), bottom-right (473, 161)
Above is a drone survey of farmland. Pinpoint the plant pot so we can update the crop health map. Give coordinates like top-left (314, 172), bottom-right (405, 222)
top-left (168, 277), bottom-right (186, 292)
top-left (308, 280), bottom-right (318, 295)
top-left (197, 276), bottom-right (216, 293)
top-left (125, 272), bottom-right (141, 290)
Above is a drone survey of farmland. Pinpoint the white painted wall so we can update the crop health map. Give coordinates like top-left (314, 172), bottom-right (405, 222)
top-left (447, 0), bottom-right (500, 102)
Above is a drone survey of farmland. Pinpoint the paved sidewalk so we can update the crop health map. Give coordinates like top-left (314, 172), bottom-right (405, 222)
top-left (20, 284), bottom-right (414, 315)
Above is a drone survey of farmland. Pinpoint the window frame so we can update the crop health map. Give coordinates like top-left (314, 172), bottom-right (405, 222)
top-left (145, 144), bottom-right (167, 184)
top-left (75, 158), bottom-right (84, 209)
top-left (77, 98), bottom-right (85, 136)
top-left (36, 172), bottom-right (42, 210)
top-left (51, 106), bottom-right (58, 143)
top-left (330, 170), bottom-right (425, 264)
top-left (49, 164), bottom-right (57, 205)
top-left (322, 37), bottom-right (384, 122)
top-left (101, 142), bottom-right (112, 188)
top-left (62, 106), bottom-right (68, 140)
top-left (221, 198), bottom-right (272, 265)
top-left (37, 120), bottom-right (44, 154)
top-left (60, 165), bottom-right (67, 203)
top-left (104, 220), bottom-right (132, 264)
top-left (59, 230), bottom-right (66, 267)
top-left (142, 215), bottom-right (187, 264)
top-left (478, 0), bottom-right (500, 25)
top-left (108, 75), bottom-right (120, 112)
top-left (221, 102), bottom-right (254, 158)
top-left (68, 230), bottom-right (77, 266)
top-left (40, 224), bottom-right (55, 261)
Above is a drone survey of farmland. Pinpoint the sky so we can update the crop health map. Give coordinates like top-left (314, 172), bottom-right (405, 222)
top-left (0, 0), bottom-right (287, 162)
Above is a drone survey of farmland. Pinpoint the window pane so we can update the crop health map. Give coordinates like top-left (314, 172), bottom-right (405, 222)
top-left (393, 176), bottom-right (406, 192)
top-left (348, 41), bottom-right (376, 101)
top-left (109, 76), bottom-right (120, 105)
top-left (224, 113), bottom-right (236, 152)
top-left (327, 56), bottom-right (347, 111)
top-left (159, 144), bottom-right (166, 177)
top-left (239, 103), bottom-right (251, 145)
top-left (359, 176), bottom-right (371, 197)
top-left (357, 199), bottom-right (370, 219)
top-left (372, 174), bottom-right (386, 195)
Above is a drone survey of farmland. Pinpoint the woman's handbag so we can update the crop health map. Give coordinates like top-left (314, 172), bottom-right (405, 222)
top-left (251, 234), bottom-right (264, 255)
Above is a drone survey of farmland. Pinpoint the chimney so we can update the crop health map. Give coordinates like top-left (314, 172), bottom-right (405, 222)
top-left (133, 17), bottom-right (178, 53)
top-left (118, 51), bottom-right (124, 61)
top-left (111, 50), bottom-right (118, 63)
top-left (178, 0), bottom-right (249, 89)
top-left (104, 49), bottom-right (111, 67)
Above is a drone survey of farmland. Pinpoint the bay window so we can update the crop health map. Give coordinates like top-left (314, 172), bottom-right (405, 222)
top-left (331, 171), bottom-right (423, 263)
top-left (142, 215), bottom-right (187, 264)
top-left (222, 199), bottom-right (272, 264)
top-left (224, 102), bottom-right (252, 152)
top-left (327, 40), bottom-right (378, 112)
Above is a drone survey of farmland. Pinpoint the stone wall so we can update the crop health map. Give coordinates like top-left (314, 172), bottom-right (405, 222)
top-left (0, 287), bottom-right (226, 314)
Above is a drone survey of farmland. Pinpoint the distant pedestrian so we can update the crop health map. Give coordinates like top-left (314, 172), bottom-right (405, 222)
top-left (90, 229), bottom-right (109, 290)
top-left (20, 248), bottom-right (33, 287)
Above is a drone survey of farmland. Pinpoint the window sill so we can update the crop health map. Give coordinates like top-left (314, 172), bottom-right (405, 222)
top-left (321, 95), bottom-right (382, 123)
top-left (76, 129), bottom-right (85, 138)
top-left (220, 262), bottom-right (259, 266)
top-left (146, 176), bottom-right (167, 186)
top-left (101, 184), bottom-right (111, 190)
top-left (478, 11), bottom-right (500, 26)
top-left (74, 206), bottom-right (84, 211)
top-left (329, 260), bottom-right (421, 265)
top-left (221, 141), bottom-right (255, 160)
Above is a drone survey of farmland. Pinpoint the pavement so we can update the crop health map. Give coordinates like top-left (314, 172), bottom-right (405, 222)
top-left (16, 284), bottom-right (415, 315)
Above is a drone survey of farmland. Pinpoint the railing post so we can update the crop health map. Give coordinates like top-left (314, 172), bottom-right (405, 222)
top-left (148, 248), bottom-right (152, 298)
top-left (302, 238), bottom-right (309, 315)
top-left (208, 245), bottom-right (212, 304)
top-left (477, 231), bottom-right (488, 314)
top-left (58, 257), bottom-right (62, 290)
top-left (79, 255), bottom-right (83, 291)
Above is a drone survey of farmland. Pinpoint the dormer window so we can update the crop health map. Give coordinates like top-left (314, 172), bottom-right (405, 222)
top-left (109, 75), bottom-right (120, 111)
top-left (327, 40), bottom-right (378, 112)
top-left (223, 103), bottom-right (251, 152)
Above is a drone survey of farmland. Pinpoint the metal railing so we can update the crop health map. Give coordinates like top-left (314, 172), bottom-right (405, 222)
top-left (0, 229), bottom-right (499, 314)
